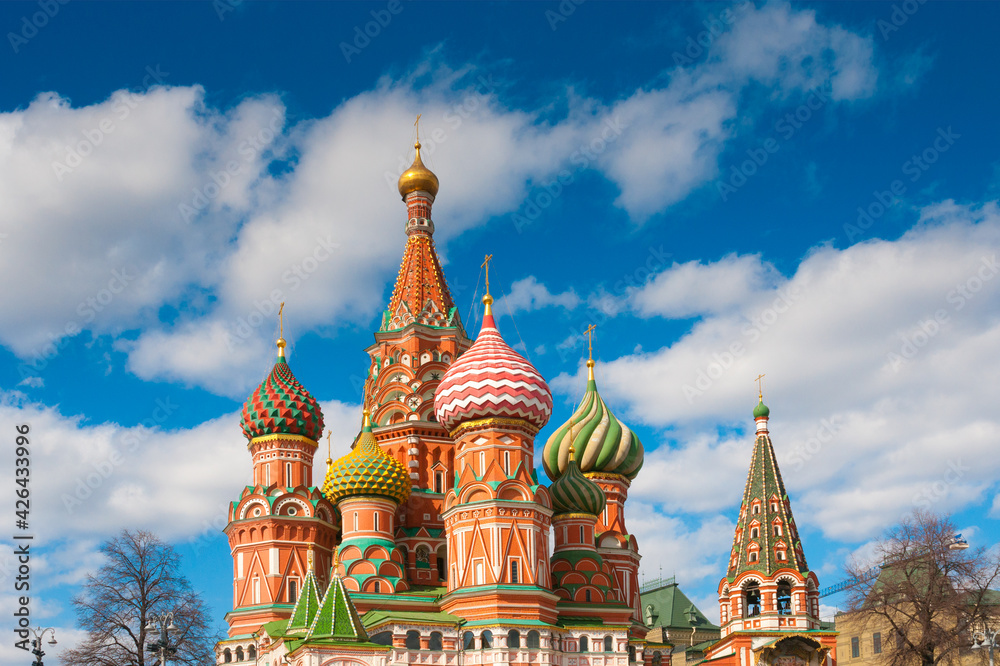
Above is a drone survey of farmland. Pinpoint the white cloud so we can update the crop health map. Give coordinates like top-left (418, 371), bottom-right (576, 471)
top-left (495, 276), bottom-right (580, 316)
top-left (556, 201), bottom-right (1000, 542)
top-left (630, 254), bottom-right (781, 319)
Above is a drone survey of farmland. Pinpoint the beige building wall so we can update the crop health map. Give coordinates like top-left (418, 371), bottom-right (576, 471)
top-left (835, 611), bottom-right (986, 666)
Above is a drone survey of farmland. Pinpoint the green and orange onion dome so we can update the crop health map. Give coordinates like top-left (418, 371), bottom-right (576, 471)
top-left (322, 410), bottom-right (412, 505)
top-left (240, 338), bottom-right (324, 442)
top-left (542, 360), bottom-right (643, 481)
top-left (549, 445), bottom-right (607, 516)
top-left (397, 141), bottom-right (439, 199)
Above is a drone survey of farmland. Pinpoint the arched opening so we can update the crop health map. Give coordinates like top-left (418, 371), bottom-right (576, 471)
top-left (508, 630), bottom-right (521, 649)
top-left (777, 580), bottom-right (792, 615)
top-left (437, 545), bottom-right (447, 581)
top-left (223, 648), bottom-right (232, 663)
top-left (580, 635), bottom-right (589, 652)
top-left (750, 527), bottom-right (759, 538)
top-left (481, 630), bottom-right (493, 649)
top-left (371, 631), bottom-right (393, 646)
top-left (527, 630), bottom-right (541, 649)
top-left (235, 646), bottom-right (244, 661)
top-left (653, 651), bottom-right (662, 666)
top-left (406, 630), bottom-right (421, 650)
top-left (585, 589), bottom-right (592, 602)
top-left (430, 631), bottom-right (443, 651)
top-left (463, 631), bottom-right (475, 650)
top-left (604, 635), bottom-right (613, 652)
top-left (744, 581), bottom-right (761, 617)
top-left (416, 545), bottom-right (431, 569)
top-left (247, 645), bottom-right (256, 660)
top-left (628, 645), bottom-right (637, 663)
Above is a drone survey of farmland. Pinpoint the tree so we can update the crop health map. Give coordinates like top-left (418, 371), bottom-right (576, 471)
top-left (844, 512), bottom-right (1000, 666)
top-left (62, 529), bottom-right (218, 666)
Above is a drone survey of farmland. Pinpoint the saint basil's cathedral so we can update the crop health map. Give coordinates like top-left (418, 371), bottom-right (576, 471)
top-left (215, 137), bottom-right (838, 666)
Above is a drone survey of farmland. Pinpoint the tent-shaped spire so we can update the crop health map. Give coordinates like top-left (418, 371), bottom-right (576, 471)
top-left (305, 550), bottom-right (369, 642)
top-left (285, 549), bottom-right (322, 634)
top-left (726, 399), bottom-right (809, 581)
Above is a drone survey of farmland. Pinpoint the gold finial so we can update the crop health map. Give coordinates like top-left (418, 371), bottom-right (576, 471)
top-left (568, 443), bottom-right (576, 462)
top-left (276, 302), bottom-right (287, 357)
top-left (415, 113), bottom-right (421, 145)
top-left (584, 324), bottom-right (597, 381)
top-left (755, 373), bottom-right (766, 402)
top-left (362, 409), bottom-right (371, 429)
top-left (481, 253), bottom-right (494, 314)
top-left (308, 545), bottom-right (315, 572)
top-left (325, 431), bottom-right (333, 467)
top-left (333, 545), bottom-right (341, 576)
top-left (398, 116), bottom-right (439, 199)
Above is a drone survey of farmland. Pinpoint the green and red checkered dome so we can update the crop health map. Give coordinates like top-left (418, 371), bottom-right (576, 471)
top-left (240, 343), bottom-right (324, 442)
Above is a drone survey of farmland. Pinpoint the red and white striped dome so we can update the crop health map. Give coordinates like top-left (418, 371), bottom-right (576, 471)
top-left (434, 308), bottom-right (552, 432)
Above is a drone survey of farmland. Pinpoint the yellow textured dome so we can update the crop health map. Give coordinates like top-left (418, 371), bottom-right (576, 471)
top-left (322, 411), bottom-right (412, 505)
top-left (397, 141), bottom-right (439, 199)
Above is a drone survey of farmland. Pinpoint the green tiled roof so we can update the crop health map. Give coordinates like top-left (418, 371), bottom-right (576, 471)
top-left (305, 570), bottom-right (369, 642)
top-left (285, 568), bottom-right (322, 634)
top-left (362, 610), bottom-right (462, 628)
top-left (640, 582), bottom-right (719, 631)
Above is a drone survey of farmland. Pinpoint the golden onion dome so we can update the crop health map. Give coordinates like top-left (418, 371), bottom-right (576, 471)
top-left (397, 141), bottom-right (439, 199)
top-left (323, 411), bottom-right (411, 506)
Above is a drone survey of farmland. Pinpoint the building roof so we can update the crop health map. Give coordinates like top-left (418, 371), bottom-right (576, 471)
top-left (641, 581), bottom-right (720, 632)
top-left (726, 401), bottom-right (810, 581)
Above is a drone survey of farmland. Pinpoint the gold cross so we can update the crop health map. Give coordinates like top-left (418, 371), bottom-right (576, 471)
top-left (755, 373), bottom-right (765, 400)
top-left (414, 114), bottom-right (421, 143)
top-left (326, 431), bottom-right (332, 461)
top-left (482, 254), bottom-right (493, 295)
top-left (278, 302), bottom-right (285, 339)
top-left (584, 324), bottom-right (596, 361)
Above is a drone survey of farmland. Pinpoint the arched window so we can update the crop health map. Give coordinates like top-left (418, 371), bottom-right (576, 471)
top-left (744, 581), bottom-right (761, 617)
top-left (629, 645), bottom-right (637, 663)
top-left (748, 551), bottom-right (759, 563)
top-left (580, 635), bottom-right (589, 652)
top-left (371, 631), bottom-right (393, 646)
top-left (508, 630), bottom-right (521, 649)
top-left (463, 631), bottom-right (475, 650)
top-left (527, 630), bottom-right (541, 649)
top-left (406, 630), bottom-right (421, 650)
top-left (585, 589), bottom-right (592, 602)
top-left (776, 550), bottom-right (786, 561)
top-left (604, 635), bottom-right (613, 652)
top-left (773, 524), bottom-right (782, 536)
top-left (481, 630), bottom-right (493, 649)
top-left (777, 581), bottom-right (792, 615)
top-left (653, 651), bottom-right (662, 666)
top-left (429, 632), bottom-right (443, 651)
top-left (753, 504), bottom-right (760, 514)
top-left (437, 545), bottom-right (447, 581)
top-left (247, 645), bottom-right (256, 660)
top-left (223, 648), bottom-right (232, 663)
top-left (235, 646), bottom-right (244, 661)
top-left (374, 580), bottom-right (381, 593)
top-left (435, 471), bottom-right (444, 494)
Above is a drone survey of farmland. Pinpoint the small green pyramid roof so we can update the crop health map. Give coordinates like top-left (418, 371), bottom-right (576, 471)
top-left (285, 565), bottom-right (322, 634)
top-left (305, 563), bottom-right (369, 642)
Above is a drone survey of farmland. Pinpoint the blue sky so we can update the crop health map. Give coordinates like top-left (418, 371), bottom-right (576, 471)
top-left (2, 0), bottom-right (1000, 659)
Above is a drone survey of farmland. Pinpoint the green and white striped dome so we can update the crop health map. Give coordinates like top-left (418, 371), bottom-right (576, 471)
top-left (542, 362), bottom-right (644, 481)
top-left (549, 446), bottom-right (606, 516)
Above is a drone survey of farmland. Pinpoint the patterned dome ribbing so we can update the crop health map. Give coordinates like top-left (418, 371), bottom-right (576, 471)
top-left (549, 447), bottom-right (607, 516)
top-left (542, 362), bottom-right (643, 480)
top-left (434, 297), bottom-right (552, 431)
top-left (241, 341), bottom-right (324, 442)
top-left (323, 412), bottom-right (411, 505)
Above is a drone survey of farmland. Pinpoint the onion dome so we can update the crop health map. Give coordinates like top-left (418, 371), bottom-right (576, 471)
top-left (323, 411), bottom-right (411, 505)
top-left (434, 294), bottom-right (553, 432)
top-left (753, 397), bottom-right (770, 419)
top-left (550, 445), bottom-right (607, 516)
top-left (397, 141), bottom-right (439, 199)
top-left (542, 360), bottom-right (643, 480)
top-left (240, 337), bottom-right (324, 442)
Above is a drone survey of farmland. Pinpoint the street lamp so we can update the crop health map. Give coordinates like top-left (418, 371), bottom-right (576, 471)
top-left (29, 627), bottom-right (57, 666)
top-left (972, 627), bottom-right (999, 666)
top-left (145, 611), bottom-right (179, 666)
